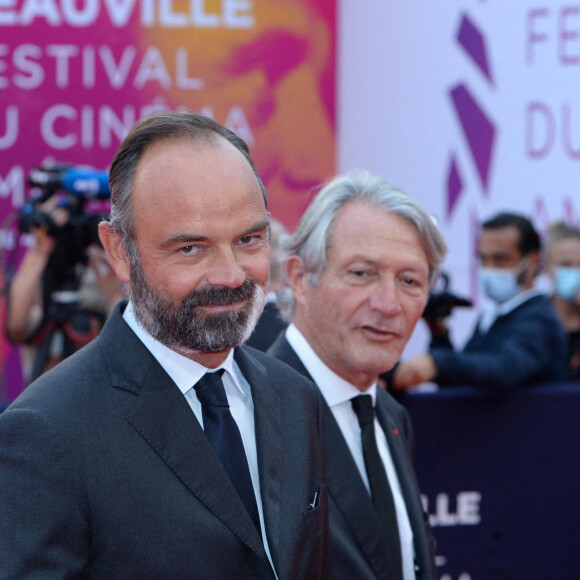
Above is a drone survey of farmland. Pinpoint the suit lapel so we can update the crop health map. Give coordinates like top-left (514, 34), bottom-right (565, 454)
top-left (234, 347), bottom-right (283, 570)
top-left (375, 394), bottom-right (420, 516)
top-left (99, 311), bottom-right (268, 566)
top-left (126, 363), bottom-right (268, 563)
top-left (269, 335), bottom-right (393, 578)
top-left (324, 405), bottom-right (396, 578)
top-left (268, 334), bottom-right (309, 377)
top-left (375, 391), bottom-right (430, 573)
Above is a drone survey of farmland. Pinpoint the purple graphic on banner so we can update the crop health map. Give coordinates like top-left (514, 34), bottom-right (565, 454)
top-left (457, 14), bottom-right (493, 84)
top-left (446, 154), bottom-right (463, 218)
top-left (450, 84), bottom-right (495, 193)
top-left (446, 9), bottom-right (496, 220)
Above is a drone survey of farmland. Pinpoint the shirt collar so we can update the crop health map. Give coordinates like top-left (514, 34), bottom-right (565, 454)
top-left (496, 287), bottom-right (542, 316)
top-left (123, 301), bottom-right (247, 399)
top-left (479, 287), bottom-right (543, 333)
top-left (285, 323), bottom-right (376, 407)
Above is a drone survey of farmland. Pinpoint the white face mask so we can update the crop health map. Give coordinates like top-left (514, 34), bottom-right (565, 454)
top-left (479, 257), bottom-right (528, 304)
top-left (554, 267), bottom-right (580, 302)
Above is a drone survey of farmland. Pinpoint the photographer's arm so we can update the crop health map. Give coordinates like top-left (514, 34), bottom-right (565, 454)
top-left (7, 198), bottom-right (68, 343)
top-left (6, 230), bottom-right (55, 343)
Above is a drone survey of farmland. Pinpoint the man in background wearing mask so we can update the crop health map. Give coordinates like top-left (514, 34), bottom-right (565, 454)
top-left (394, 212), bottom-right (567, 391)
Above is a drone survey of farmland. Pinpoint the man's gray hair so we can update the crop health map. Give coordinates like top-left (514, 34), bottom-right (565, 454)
top-left (105, 110), bottom-right (267, 257)
top-left (277, 170), bottom-right (448, 320)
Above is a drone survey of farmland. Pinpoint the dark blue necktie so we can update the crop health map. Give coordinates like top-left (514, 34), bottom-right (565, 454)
top-left (194, 371), bottom-right (261, 534)
top-left (352, 394), bottom-right (403, 579)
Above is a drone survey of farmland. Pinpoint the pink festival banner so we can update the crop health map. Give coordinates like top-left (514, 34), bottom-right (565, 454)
top-left (0, 0), bottom-right (337, 399)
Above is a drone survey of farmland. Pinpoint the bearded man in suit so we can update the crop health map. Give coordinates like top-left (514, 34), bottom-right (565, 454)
top-left (268, 170), bottom-right (446, 580)
top-left (0, 111), bottom-right (329, 579)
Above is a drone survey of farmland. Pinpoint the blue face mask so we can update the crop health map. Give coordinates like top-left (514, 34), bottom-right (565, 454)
top-left (479, 257), bottom-right (529, 304)
top-left (479, 268), bottom-right (523, 303)
top-left (554, 267), bottom-right (580, 302)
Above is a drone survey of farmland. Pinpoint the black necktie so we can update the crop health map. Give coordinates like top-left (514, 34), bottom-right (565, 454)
top-left (194, 371), bottom-right (261, 534)
top-left (352, 394), bottom-right (403, 579)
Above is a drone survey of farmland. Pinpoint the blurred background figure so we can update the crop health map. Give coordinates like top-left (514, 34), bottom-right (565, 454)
top-left (393, 212), bottom-right (568, 391)
top-left (245, 218), bottom-right (289, 351)
top-left (5, 194), bottom-right (123, 384)
top-left (544, 222), bottom-right (580, 381)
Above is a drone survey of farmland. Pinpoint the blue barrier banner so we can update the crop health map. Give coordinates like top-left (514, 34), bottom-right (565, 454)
top-left (404, 383), bottom-right (580, 579)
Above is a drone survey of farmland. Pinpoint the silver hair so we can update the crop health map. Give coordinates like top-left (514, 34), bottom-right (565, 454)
top-left (277, 170), bottom-right (448, 321)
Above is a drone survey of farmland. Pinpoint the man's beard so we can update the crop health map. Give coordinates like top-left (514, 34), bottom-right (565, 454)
top-left (129, 255), bottom-right (267, 355)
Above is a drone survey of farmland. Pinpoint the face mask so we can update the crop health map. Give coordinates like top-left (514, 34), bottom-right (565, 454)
top-left (479, 257), bottom-right (529, 304)
top-left (554, 267), bottom-right (580, 302)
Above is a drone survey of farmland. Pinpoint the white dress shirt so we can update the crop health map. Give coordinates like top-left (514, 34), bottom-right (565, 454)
top-left (286, 323), bottom-right (416, 580)
top-left (123, 302), bottom-right (276, 575)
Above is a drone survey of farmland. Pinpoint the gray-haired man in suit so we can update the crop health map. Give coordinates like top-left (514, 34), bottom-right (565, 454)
top-left (0, 111), bottom-right (329, 579)
top-left (269, 170), bottom-right (446, 580)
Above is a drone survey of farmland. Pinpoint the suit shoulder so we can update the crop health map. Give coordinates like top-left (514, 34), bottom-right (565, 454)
top-left (242, 344), bottom-right (310, 375)
top-left (376, 386), bottom-right (410, 420)
top-left (240, 345), bottom-right (318, 391)
top-left (516, 294), bottom-right (557, 316)
top-left (512, 295), bottom-right (566, 332)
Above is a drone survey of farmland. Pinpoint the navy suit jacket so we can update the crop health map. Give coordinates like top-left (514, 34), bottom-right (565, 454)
top-left (268, 334), bottom-right (437, 580)
top-left (431, 294), bottom-right (568, 389)
top-left (0, 302), bottom-right (330, 579)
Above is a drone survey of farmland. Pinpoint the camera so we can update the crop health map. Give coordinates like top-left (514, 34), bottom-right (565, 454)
top-left (18, 164), bottom-right (110, 260)
top-left (17, 163), bottom-right (111, 299)
top-left (423, 271), bottom-right (472, 320)
top-left (27, 164), bottom-right (110, 200)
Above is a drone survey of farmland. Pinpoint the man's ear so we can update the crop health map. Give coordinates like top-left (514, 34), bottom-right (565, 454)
top-left (286, 256), bottom-right (310, 306)
top-left (528, 250), bottom-right (541, 280)
top-left (519, 250), bottom-right (541, 287)
top-left (98, 222), bottom-right (131, 283)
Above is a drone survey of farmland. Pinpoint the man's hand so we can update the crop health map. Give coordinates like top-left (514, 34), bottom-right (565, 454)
top-left (392, 354), bottom-right (437, 390)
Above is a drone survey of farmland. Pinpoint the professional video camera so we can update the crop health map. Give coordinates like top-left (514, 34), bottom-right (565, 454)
top-left (423, 271), bottom-right (472, 320)
top-left (13, 163), bottom-right (111, 381)
top-left (18, 163), bottom-right (110, 287)
top-left (19, 164), bottom-right (110, 249)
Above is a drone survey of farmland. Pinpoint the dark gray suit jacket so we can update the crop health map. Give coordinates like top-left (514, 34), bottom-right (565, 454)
top-left (0, 302), bottom-right (330, 579)
top-left (268, 334), bottom-right (436, 580)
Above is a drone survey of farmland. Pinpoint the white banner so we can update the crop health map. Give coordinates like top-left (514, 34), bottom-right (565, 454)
top-left (339, 0), bottom-right (580, 356)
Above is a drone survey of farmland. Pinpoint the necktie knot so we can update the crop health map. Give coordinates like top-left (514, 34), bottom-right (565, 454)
top-left (194, 370), bottom-right (229, 408)
top-left (351, 394), bottom-right (375, 426)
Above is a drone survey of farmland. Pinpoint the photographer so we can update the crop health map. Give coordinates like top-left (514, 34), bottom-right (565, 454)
top-left (7, 194), bottom-right (123, 383)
